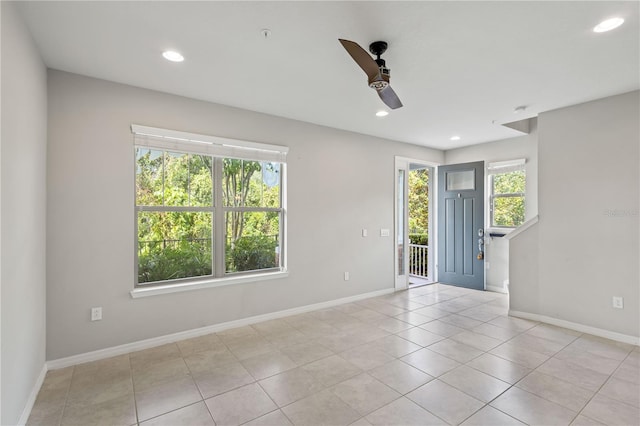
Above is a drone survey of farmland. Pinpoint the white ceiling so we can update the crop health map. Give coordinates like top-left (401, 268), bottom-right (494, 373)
top-left (17, 1), bottom-right (639, 150)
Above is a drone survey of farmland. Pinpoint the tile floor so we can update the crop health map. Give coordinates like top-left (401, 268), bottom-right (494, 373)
top-left (28, 284), bottom-right (640, 426)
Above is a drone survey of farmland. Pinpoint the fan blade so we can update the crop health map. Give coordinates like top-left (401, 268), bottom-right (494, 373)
top-left (378, 86), bottom-right (403, 109)
top-left (339, 39), bottom-right (380, 81)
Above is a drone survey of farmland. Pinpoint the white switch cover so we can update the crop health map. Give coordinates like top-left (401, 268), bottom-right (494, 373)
top-left (344, 272), bottom-right (350, 281)
top-left (91, 307), bottom-right (102, 321)
top-left (612, 297), bottom-right (624, 309)
top-left (380, 229), bottom-right (390, 237)
top-left (362, 229), bottom-right (368, 237)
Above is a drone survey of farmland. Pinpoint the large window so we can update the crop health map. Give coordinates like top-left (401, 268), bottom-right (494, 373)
top-left (133, 125), bottom-right (286, 287)
top-left (489, 160), bottom-right (526, 228)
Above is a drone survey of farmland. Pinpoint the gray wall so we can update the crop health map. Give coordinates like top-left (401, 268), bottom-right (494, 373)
top-left (444, 125), bottom-right (539, 291)
top-left (511, 91), bottom-right (639, 338)
top-left (1, 2), bottom-right (48, 424)
top-left (46, 70), bottom-right (444, 360)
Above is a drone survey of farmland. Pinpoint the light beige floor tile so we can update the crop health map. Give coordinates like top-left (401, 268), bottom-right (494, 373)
top-left (339, 344), bottom-right (395, 371)
top-left (241, 350), bottom-right (297, 380)
top-left (599, 376), bottom-right (640, 407)
top-left (61, 393), bottom-right (137, 426)
top-left (440, 365), bottom-right (511, 403)
top-left (411, 306), bottom-right (451, 319)
top-left (243, 409), bottom-right (293, 426)
top-left (488, 316), bottom-right (538, 333)
top-left (419, 320), bottom-right (465, 337)
top-left (580, 393), bottom-right (640, 426)
top-left (27, 387), bottom-right (68, 426)
top-left (67, 372), bottom-right (133, 407)
top-left (315, 331), bottom-right (367, 353)
top-left (192, 360), bottom-right (255, 399)
top-left (569, 415), bottom-right (605, 425)
top-left (205, 383), bottom-right (277, 426)
top-left (373, 317), bottom-right (414, 333)
top-left (280, 341), bottom-right (334, 366)
top-left (524, 324), bottom-right (581, 346)
top-left (258, 368), bottom-right (325, 407)
top-left (472, 323), bottom-right (521, 341)
top-left (140, 401), bottom-right (214, 425)
top-left (370, 335), bottom-right (421, 358)
top-left (490, 387), bottom-right (577, 426)
top-left (439, 314), bottom-right (484, 330)
top-left (369, 303), bottom-right (407, 317)
top-left (130, 344), bottom-right (182, 370)
top-left (216, 326), bottom-right (260, 343)
top-left (282, 389), bottom-right (361, 426)
top-left (466, 353), bottom-right (532, 384)
top-left (516, 371), bottom-right (594, 412)
top-left (400, 348), bottom-right (460, 377)
top-left (613, 358), bottom-right (640, 384)
top-left (132, 357), bottom-right (191, 391)
top-left (330, 373), bottom-right (401, 416)
top-left (226, 336), bottom-right (278, 360)
top-left (507, 334), bottom-right (566, 357)
top-left (457, 306), bottom-right (502, 322)
top-left (333, 302), bottom-right (367, 314)
top-left (490, 342), bottom-right (549, 369)
top-left (428, 339), bottom-right (484, 363)
top-left (73, 354), bottom-right (131, 377)
top-left (407, 379), bottom-right (484, 425)
top-left (393, 312), bottom-right (433, 326)
top-left (349, 308), bottom-right (388, 322)
top-left (365, 397), bottom-right (447, 425)
top-left (177, 334), bottom-right (224, 357)
top-left (460, 405), bottom-right (525, 425)
top-left (450, 330), bottom-right (503, 351)
top-left (41, 367), bottom-right (75, 391)
top-left (265, 329), bottom-right (311, 348)
top-left (396, 327), bottom-right (445, 347)
top-left (570, 335), bottom-right (634, 361)
top-left (536, 357), bottom-right (609, 392)
top-left (554, 347), bottom-right (623, 375)
top-left (135, 376), bottom-right (202, 421)
top-left (369, 359), bottom-right (434, 394)
top-left (251, 318), bottom-right (295, 336)
top-left (348, 417), bottom-right (373, 426)
top-left (301, 355), bottom-right (362, 387)
top-left (183, 347), bottom-right (238, 375)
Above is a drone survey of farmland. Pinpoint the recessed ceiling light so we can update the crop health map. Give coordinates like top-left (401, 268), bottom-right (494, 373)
top-left (450, 135), bottom-right (461, 141)
top-left (162, 50), bottom-right (184, 62)
top-left (593, 17), bottom-right (624, 33)
top-left (376, 110), bottom-right (389, 117)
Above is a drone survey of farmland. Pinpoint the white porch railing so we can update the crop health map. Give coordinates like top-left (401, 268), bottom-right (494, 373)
top-left (409, 244), bottom-right (428, 278)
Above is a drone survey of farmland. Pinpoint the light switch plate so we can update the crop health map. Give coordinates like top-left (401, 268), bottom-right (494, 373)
top-left (380, 229), bottom-right (390, 237)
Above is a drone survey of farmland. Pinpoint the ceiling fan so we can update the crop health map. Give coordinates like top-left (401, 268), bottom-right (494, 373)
top-left (339, 39), bottom-right (403, 110)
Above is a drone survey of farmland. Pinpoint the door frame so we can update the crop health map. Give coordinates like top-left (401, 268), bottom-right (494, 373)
top-left (394, 156), bottom-right (439, 291)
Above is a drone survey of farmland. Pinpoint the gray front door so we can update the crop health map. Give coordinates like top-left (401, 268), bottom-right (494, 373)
top-left (437, 161), bottom-right (484, 290)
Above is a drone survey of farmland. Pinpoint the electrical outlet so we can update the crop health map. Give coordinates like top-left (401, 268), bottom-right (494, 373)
top-left (612, 297), bottom-right (624, 309)
top-left (91, 307), bottom-right (102, 321)
top-left (344, 272), bottom-right (350, 281)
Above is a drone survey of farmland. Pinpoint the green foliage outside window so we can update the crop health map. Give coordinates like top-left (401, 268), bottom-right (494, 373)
top-left (136, 148), bottom-right (282, 284)
top-left (408, 168), bottom-right (429, 242)
top-left (491, 170), bottom-right (525, 228)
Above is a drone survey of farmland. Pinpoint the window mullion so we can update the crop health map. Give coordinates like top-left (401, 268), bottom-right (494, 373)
top-left (213, 157), bottom-right (225, 278)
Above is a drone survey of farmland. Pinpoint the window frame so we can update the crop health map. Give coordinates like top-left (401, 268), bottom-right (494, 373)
top-left (488, 160), bottom-right (526, 230)
top-left (132, 125), bottom-right (288, 297)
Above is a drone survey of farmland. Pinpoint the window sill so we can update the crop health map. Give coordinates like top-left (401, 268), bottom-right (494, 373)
top-left (130, 270), bottom-right (289, 299)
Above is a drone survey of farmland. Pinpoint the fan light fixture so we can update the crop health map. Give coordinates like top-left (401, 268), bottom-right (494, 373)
top-left (162, 50), bottom-right (184, 62)
top-left (376, 111), bottom-right (389, 117)
top-left (593, 17), bottom-right (624, 33)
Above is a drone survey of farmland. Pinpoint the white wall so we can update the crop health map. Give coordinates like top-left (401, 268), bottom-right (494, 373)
top-left (46, 70), bottom-right (443, 360)
top-left (444, 124), bottom-right (538, 291)
top-left (511, 91), bottom-right (639, 339)
top-left (1, 2), bottom-right (48, 424)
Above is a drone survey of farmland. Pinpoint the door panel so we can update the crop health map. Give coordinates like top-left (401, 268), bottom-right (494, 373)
top-left (437, 161), bottom-right (484, 289)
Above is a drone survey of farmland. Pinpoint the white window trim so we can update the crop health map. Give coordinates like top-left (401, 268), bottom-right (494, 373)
top-left (132, 124), bottom-right (288, 294)
top-left (130, 271), bottom-right (289, 298)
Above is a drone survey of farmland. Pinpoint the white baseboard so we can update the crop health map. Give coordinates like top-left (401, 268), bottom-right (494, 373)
top-left (17, 363), bottom-right (47, 426)
top-left (509, 310), bottom-right (640, 346)
top-left (47, 287), bottom-right (394, 370)
top-left (486, 285), bottom-right (507, 294)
